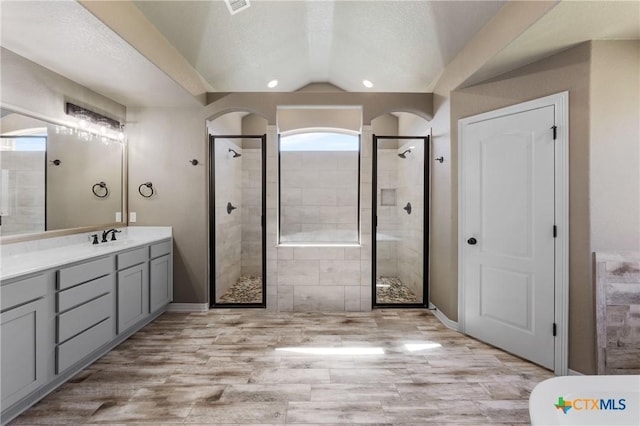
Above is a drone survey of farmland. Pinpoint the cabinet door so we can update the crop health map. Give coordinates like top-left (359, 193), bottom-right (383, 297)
top-left (1, 298), bottom-right (47, 409)
top-left (150, 254), bottom-right (172, 313)
top-left (117, 263), bottom-right (148, 334)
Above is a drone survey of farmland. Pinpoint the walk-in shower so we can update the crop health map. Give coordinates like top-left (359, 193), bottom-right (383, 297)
top-left (373, 135), bottom-right (429, 306)
top-left (209, 134), bottom-right (266, 307)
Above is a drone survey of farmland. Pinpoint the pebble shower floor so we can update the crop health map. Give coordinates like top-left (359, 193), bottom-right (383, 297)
top-left (218, 276), bottom-right (263, 304)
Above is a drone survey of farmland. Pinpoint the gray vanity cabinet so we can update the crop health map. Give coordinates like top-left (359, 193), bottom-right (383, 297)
top-left (1, 234), bottom-right (172, 425)
top-left (55, 257), bottom-right (116, 375)
top-left (149, 240), bottom-right (172, 313)
top-left (117, 248), bottom-right (149, 334)
top-left (0, 274), bottom-right (49, 410)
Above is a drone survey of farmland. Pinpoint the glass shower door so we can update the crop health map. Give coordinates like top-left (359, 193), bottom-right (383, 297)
top-left (210, 135), bottom-right (266, 307)
top-left (373, 135), bottom-right (429, 307)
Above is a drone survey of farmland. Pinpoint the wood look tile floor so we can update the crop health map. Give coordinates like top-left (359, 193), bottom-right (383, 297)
top-left (12, 310), bottom-right (553, 425)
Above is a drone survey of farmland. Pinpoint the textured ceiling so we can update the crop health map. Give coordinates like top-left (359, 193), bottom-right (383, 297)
top-left (464, 0), bottom-right (640, 87)
top-left (132, 0), bottom-right (505, 92)
top-left (2, 1), bottom-right (637, 108)
top-left (0, 0), bottom-right (200, 107)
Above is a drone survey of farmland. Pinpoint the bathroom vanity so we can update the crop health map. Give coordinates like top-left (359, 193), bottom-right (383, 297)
top-left (0, 226), bottom-right (172, 424)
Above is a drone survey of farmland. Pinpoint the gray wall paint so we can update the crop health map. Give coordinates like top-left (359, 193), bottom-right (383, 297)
top-left (127, 107), bottom-right (208, 303)
top-left (590, 41), bottom-right (640, 252)
top-left (1, 48), bottom-right (125, 125)
top-left (46, 124), bottom-right (123, 230)
top-left (278, 109), bottom-right (362, 132)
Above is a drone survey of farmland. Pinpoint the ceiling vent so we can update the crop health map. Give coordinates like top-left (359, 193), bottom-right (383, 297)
top-left (225, 0), bottom-right (250, 15)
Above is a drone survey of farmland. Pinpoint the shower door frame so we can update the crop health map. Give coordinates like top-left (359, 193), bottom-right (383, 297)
top-left (372, 135), bottom-right (430, 308)
top-left (209, 134), bottom-right (267, 308)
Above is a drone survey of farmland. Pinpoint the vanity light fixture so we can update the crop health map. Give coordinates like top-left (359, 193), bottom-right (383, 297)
top-left (267, 79), bottom-right (278, 88)
top-left (65, 102), bottom-right (125, 144)
top-left (362, 79), bottom-right (374, 88)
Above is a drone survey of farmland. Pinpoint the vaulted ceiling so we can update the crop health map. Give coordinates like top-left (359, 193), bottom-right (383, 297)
top-left (0, 1), bottom-right (638, 108)
top-left (131, 0), bottom-right (505, 92)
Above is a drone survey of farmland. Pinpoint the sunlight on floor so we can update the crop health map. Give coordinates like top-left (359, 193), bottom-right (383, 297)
top-left (276, 347), bottom-right (385, 355)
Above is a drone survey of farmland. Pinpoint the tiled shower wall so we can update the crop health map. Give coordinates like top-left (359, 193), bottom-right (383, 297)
top-left (280, 151), bottom-right (359, 243)
top-left (396, 140), bottom-right (424, 299)
top-left (214, 140), bottom-right (242, 297)
top-left (376, 149), bottom-right (399, 277)
top-left (240, 148), bottom-right (262, 276)
top-left (0, 151), bottom-right (45, 235)
top-left (265, 125), bottom-right (373, 311)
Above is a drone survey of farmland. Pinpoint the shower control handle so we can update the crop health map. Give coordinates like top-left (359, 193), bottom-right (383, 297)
top-left (467, 237), bottom-right (477, 245)
top-left (227, 202), bottom-right (237, 215)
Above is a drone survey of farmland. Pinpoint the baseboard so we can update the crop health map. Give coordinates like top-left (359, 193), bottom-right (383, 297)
top-left (429, 303), bottom-right (459, 331)
top-left (167, 303), bottom-right (209, 312)
top-left (568, 369), bottom-right (584, 376)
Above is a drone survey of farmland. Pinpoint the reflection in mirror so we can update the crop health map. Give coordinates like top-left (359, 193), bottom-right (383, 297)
top-left (0, 109), bottom-right (124, 237)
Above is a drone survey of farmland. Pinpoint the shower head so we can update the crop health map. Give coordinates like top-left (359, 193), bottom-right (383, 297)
top-left (398, 149), bottom-right (411, 159)
top-left (228, 148), bottom-right (241, 158)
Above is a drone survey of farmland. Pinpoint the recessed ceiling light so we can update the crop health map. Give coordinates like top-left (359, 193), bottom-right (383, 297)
top-left (362, 79), bottom-right (373, 88)
top-left (267, 80), bottom-right (278, 88)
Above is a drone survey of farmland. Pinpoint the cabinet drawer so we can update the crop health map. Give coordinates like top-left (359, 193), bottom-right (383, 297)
top-left (57, 275), bottom-right (114, 312)
top-left (56, 317), bottom-right (114, 374)
top-left (117, 247), bottom-right (148, 270)
top-left (57, 292), bottom-right (113, 343)
top-left (1, 274), bottom-right (46, 311)
top-left (150, 240), bottom-right (171, 259)
top-left (58, 257), bottom-right (114, 290)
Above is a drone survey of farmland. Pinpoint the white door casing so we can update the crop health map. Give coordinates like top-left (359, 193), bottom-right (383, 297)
top-left (458, 92), bottom-right (569, 375)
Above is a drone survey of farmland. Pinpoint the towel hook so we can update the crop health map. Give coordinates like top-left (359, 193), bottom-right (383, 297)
top-left (92, 181), bottom-right (109, 198)
top-left (189, 159), bottom-right (199, 166)
top-left (435, 157), bottom-right (444, 163)
top-left (138, 182), bottom-right (154, 198)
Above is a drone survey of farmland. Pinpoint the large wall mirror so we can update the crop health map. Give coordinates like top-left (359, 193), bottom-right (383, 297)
top-left (0, 108), bottom-right (125, 238)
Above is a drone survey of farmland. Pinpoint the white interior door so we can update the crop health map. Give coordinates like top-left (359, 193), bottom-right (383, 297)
top-left (460, 104), bottom-right (556, 370)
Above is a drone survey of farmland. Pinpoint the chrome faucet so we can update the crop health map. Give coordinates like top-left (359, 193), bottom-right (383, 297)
top-left (101, 228), bottom-right (122, 242)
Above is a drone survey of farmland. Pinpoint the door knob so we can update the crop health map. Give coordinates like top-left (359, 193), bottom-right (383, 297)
top-left (467, 237), bottom-right (477, 245)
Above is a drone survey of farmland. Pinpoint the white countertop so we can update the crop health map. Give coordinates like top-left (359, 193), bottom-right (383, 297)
top-left (1, 227), bottom-right (172, 282)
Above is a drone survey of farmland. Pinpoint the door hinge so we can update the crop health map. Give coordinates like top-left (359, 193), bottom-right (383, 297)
top-left (551, 125), bottom-right (557, 140)
top-left (553, 225), bottom-right (557, 238)
top-left (553, 323), bottom-right (557, 337)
